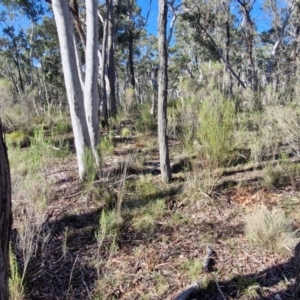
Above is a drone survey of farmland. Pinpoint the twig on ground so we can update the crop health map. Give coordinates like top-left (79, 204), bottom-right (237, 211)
top-left (66, 254), bottom-right (78, 296)
top-left (216, 280), bottom-right (226, 300)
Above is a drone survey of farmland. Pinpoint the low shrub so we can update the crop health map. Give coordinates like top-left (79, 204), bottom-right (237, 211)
top-left (198, 94), bottom-right (236, 169)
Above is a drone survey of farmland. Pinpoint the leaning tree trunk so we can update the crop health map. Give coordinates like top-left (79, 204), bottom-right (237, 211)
top-left (0, 119), bottom-right (12, 300)
top-left (158, 0), bottom-right (171, 183)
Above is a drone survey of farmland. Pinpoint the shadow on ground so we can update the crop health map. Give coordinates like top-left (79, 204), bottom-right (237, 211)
top-left (10, 184), bottom-right (182, 299)
top-left (9, 178), bottom-right (300, 300)
top-left (177, 255), bottom-right (297, 300)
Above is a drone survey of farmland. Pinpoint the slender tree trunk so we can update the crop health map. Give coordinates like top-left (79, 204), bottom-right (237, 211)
top-left (52, 0), bottom-right (91, 180)
top-left (224, 3), bottom-right (233, 95)
top-left (0, 119), bottom-right (12, 300)
top-left (84, 0), bottom-right (100, 164)
top-left (106, 0), bottom-right (117, 117)
top-left (73, 34), bottom-right (85, 91)
top-left (151, 66), bottom-right (158, 115)
top-left (238, 0), bottom-right (257, 91)
top-left (128, 30), bottom-right (135, 89)
top-left (99, 14), bottom-right (108, 122)
top-left (15, 50), bottom-right (24, 94)
top-left (125, 0), bottom-right (135, 90)
top-left (69, 0), bottom-right (87, 53)
top-left (158, 0), bottom-right (171, 183)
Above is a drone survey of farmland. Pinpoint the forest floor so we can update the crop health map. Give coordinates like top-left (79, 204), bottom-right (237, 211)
top-left (10, 121), bottom-right (300, 300)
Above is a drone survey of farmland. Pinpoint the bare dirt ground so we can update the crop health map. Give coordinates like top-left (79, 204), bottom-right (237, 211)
top-left (12, 133), bottom-right (300, 300)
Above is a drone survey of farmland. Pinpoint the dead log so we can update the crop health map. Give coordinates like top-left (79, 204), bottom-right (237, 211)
top-left (203, 245), bottom-right (216, 272)
top-left (0, 118), bottom-right (12, 300)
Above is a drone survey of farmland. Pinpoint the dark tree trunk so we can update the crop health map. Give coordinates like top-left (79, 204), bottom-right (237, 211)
top-left (158, 0), bottom-right (171, 183)
top-left (0, 119), bottom-right (12, 300)
top-left (106, 0), bottom-right (117, 117)
top-left (150, 66), bottom-right (158, 115)
top-left (128, 31), bottom-right (135, 89)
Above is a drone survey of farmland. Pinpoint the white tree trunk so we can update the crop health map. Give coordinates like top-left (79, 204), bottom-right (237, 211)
top-left (266, 1), bottom-right (295, 84)
top-left (52, 0), bottom-right (90, 180)
top-left (158, 0), bottom-right (171, 183)
top-left (73, 34), bottom-right (85, 91)
top-left (84, 0), bottom-right (100, 165)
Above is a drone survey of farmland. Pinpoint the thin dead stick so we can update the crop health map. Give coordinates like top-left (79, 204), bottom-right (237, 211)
top-left (216, 280), bottom-right (226, 300)
top-left (66, 254), bottom-right (78, 296)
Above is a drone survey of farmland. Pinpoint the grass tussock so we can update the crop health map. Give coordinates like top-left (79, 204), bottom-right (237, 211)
top-left (245, 206), bottom-right (299, 253)
top-left (13, 174), bottom-right (51, 282)
top-left (263, 164), bottom-right (288, 188)
top-left (99, 135), bottom-right (114, 156)
top-left (131, 199), bottom-right (166, 236)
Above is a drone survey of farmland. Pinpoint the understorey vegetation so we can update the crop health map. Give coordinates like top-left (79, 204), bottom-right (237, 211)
top-left (4, 76), bottom-right (300, 299)
top-left (1, 0), bottom-right (300, 299)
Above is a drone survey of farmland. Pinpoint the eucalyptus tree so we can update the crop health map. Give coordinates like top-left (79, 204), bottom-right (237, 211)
top-left (132, 33), bottom-right (158, 104)
top-left (106, 0), bottom-right (117, 116)
top-left (117, 0), bottom-right (150, 90)
top-left (0, 23), bottom-right (26, 95)
top-left (237, 0), bottom-right (258, 91)
top-left (263, 0), bottom-right (297, 86)
top-left (151, 0), bottom-right (180, 115)
top-left (0, 0), bottom-right (46, 88)
top-left (181, 0), bottom-right (246, 90)
top-left (51, 0), bottom-right (100, 180)
top-left (32, 17), bottom-right (65, 111)
top-left (158, 0), bottom-right (171, 183)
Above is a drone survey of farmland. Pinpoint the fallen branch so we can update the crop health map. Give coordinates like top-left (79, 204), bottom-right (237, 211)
top-left (216, 280), bottom-right (226, 300)
top-left (174, 282), bottom-right (201, 300)
top-left (203, 245), bottom-right (216, 272)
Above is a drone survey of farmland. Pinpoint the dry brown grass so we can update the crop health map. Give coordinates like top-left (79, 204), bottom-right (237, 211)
top-left (245, 205), bottom-right (299, 253)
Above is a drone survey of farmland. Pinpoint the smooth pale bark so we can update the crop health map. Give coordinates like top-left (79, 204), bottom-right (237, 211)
top-left (158, 0), bottom-right (171, 183)
top-left (69, 0), bottom-right (87, 53)
top-left (166, 1), bottom-right (182, 45)
top-left (99, 12), bottom-right (109, 121)
top-left (52, 0), bottom-right (90, 180)
top-left (0, 119), bottom-right (12, 300)
top-left (73, 35), bottom-right (85, 91)
top-left (266, 1), bottom-right (295, 84)
top-left (84, 0), bottom-right (100, 164)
